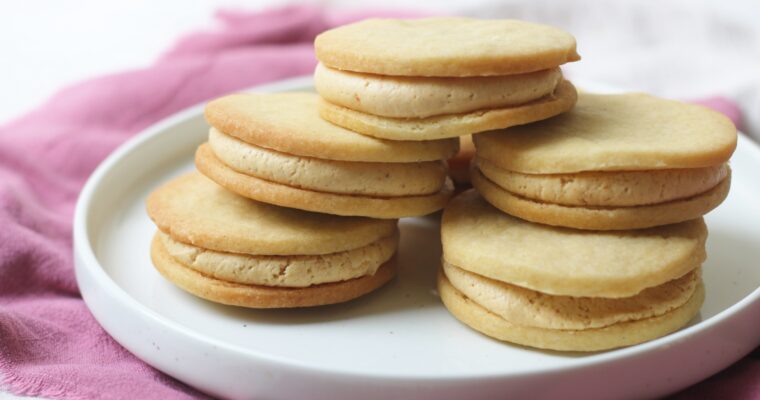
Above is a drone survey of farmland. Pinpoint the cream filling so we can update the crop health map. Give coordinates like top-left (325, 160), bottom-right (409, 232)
top-left (477, 157), bottom-right (729, 206)
top-left (443, 261), bottom-right (699, 330)
top-left (314, 62), bottom-right (562, 118)
top-left (160, 231), bottom-right (399, 288)
top-left (209, 128), bottom-right (447, 196)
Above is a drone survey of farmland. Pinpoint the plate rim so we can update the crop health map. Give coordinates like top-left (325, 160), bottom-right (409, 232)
top-left (73, 75), bottom-right (760, 381)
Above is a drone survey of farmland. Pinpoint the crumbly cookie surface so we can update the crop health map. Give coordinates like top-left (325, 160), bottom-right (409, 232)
top-left (146, 173), bottom-right (397, 255)
top-left (205, 92), bottom-right (458, 162)
top-left (474, 93), bottom-right (737, 173)
top-left (315, 17), bottom-right (580, 77)
top-left (441, 190), bottom-right (707, 297)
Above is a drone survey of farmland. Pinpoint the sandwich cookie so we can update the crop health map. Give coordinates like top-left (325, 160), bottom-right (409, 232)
top-left (146, 173), bottom-right (399, 308)
top-left (314, 17), bottom-right (580, 140)
top-left (439, 190), bottom-right (706, 351)
top-left (198, 92), bottom-right (456, 218)
top-left (438, 271), bottom-right (704, 352)
top-left (473, 92), bottom-right (737, 230)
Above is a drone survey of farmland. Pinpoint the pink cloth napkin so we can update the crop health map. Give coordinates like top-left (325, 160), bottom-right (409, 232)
top-left (0, 5), bottom-right (755, 399)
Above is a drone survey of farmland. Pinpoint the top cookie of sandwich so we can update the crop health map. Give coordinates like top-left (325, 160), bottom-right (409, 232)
top-left (441, 190), bottom-right (707, 298)
top-left (475, 92), bottom-right (737, 173)
top-left (146, 173), bottom-right (397, 256)
top-left (315, 17), bottom-right (580, 77)
top-left (205, 92), bottom-right (458, 162)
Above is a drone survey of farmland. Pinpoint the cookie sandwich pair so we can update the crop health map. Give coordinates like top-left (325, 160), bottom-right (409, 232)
top-left (147, 174), bottom-right (398, 308)
top-left (313, 18), bottom-right (582, 186)
top-left (196, 93), bottom-right (456, 219)
top-left (439, 190), bottom-right (707, 351)
top-left (438, 93), bottom-right (737, 351)
top-left (146, 90), bottom-right (457, 308)
top-left (314, 18), bottom-right (580, 142)
top-left (472, 93), bottom-right (735, 230)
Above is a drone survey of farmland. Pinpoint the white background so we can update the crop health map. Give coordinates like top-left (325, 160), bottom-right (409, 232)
top-left (2, 0), bottom-right (760, 132)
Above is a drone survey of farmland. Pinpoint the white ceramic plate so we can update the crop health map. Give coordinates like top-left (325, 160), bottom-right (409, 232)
top-left (74, 77), bottom-right (760, 400)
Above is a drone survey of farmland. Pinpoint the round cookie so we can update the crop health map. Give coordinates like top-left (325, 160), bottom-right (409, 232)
top-left (160, 231), bottom-right (398, 288)
top-left (318, 80), bottom-right (578, 141)
top-left (315, 17), bottom-right (580, 77)
top-left (152, 234), bottom-right (397, 308)
top-left (474, 92), bottom-right (737, 174)
top-left (196, 144), bottom-right (455, 218)
top-left (438, 271), bottom-right (705, 352)
top-left (443, 262), bottom-right (700, 330)
top-left (476, 158), bottom-right (729, 206)
top-left (441, 190), bottom-right (707, 298)
top-left (471, 167), bottom-right (731, 230)
top-left (209, 128), bottom-right (447, 196)
top-left (146, 173), bottom-right (397, 255)
top-left (314, 63), bottom-right (562, 118)
top-left (204, 92), bottom-right (458, 162)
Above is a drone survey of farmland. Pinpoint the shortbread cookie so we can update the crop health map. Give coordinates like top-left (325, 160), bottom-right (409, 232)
top-left (315, 17), bottom-right (580, 77)
top-left (196, 144), bottom-right (454, 218)
top-left (146, 173), bottom-right (397, 255)
top-left (160, 231), bottom-right (398, 288)
top-left (438, 271), bottom-right (705, 351)
top-left (474, 93), bottom-right (737, 174)
top-left (318, 80), bottom-right (578, 141)
top-left (441, 190), bottom-right (707, 298)
top-left (152, 235), bottom-right (397, 308)
top-left (471, 167), bottom-right (730, 230)
top-left (476, 158), bottom-right (729, 206)
top-left (146, 173), bottom-right (400, 308)
top-left (209, 128), bottom-right (447, 196)
top-left (314, 63), bottom-right (563, 118)
top-left (205, 92), bottom-right (458, 162)
top-left (443, 262), bottom-right (700, 330)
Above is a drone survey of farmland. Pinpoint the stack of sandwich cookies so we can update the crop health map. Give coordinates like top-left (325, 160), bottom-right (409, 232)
top-left (147, 17), bottom-right (588, 311)
top-left (440, 92), bottom-right (737, 349)
top-left (472, 93), bottom-right (737, 230)
top-left (147, 174), bottom-right (399, 308)
top-left (438, 190), bottom-right (706, 351)
top-left (197, 92), bottom-right (457, 218)
top-left (314, 17), bottom-right (580, 141)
